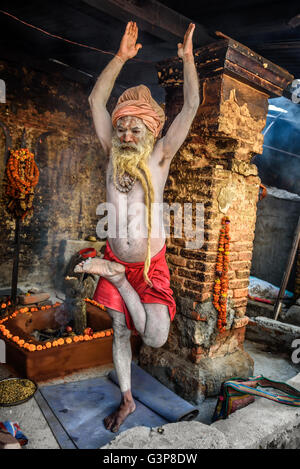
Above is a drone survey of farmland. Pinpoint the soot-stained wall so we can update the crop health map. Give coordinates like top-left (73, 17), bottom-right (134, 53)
top-left (0, 59), bottom-right (106, 290)
top-left (251, 193), bottom-right (300, 292)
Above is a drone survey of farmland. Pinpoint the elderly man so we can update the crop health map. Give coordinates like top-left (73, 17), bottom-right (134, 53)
top-left (75, 21), bottom-right (199, 432)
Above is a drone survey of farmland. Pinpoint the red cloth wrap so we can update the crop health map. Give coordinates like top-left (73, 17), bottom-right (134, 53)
top-left (93, 241), bottom-right (176, 331)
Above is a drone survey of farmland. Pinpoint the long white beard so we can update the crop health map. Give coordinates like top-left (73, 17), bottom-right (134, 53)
top-left (111, 130), bottom-right (155, 181)
top-left (110, 129), bottom-right (155, 286)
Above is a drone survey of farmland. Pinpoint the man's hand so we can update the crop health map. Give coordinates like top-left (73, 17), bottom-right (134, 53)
top-left (177, 23), bottom-right (195, 60)
top-left (116, 21), bottom-right (142, 62)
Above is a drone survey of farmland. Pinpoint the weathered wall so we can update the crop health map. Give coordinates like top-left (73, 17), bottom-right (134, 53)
top-left (0, 59), bottom-right (106, 290)
top-left (251, 194), bottom-right (299, 292)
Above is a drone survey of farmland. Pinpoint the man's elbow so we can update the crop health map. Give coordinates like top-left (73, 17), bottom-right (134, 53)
top-left (88, 93), bottom-right (94, 106)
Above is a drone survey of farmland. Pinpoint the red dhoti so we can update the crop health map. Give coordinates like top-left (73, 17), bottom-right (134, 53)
top-left (93, 241), bottom-right (176, 330)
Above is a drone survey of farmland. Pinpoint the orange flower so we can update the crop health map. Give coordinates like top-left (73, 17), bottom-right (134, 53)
top-left (57, 338), bottom-right (64, 346)
top-left (98, 331), bottom-right (105, 338)
top-left (65, 337), bottom-right (72, 344)
top-left (84, 335), bottom-right (90, 341)
top-left (37, 345), bottom-right (43, 351)
top-left (7, 333), bottom-right (12, 339)
top-left (73, 336), bottom-right (80, 342)
top-left (29, 344), bottom-right (36, 352)
top-left (52, 341), bottom-right (58, 347)
top-left (105, 330), bottom-right (111, 337)
top-left (12, 336), bottom-right (19, 342)
top-left (78, 335), bottom-right (84, 341)
top-left (45, 342), bottom-right (52, 348)
top-left (1, 303), bottom-right (6, 308)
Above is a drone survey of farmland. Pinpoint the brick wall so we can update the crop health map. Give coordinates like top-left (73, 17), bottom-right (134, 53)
top-left (0, 59), bottom-right (106, 289)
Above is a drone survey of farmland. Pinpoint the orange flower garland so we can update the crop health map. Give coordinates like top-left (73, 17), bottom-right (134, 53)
top-left (213, 216), bottom-right (230, 332)
top-left (0, 300), bottom-right (113, 352)
top-left (4, 148), bottom-right (39, 220)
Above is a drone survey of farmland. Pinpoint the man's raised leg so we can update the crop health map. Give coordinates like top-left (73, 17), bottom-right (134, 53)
top-left (75, 258), bottom-right (148, 334)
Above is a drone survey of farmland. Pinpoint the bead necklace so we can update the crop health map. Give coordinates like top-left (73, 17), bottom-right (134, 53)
top-left (115, 171), bottom-right (136, 193)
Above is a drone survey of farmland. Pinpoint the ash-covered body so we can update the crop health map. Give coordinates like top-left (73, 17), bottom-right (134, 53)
top-left (74, 21), bottom-right (199, 433)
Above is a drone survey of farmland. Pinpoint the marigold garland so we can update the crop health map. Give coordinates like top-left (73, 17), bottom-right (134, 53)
top-left (213, 216), bottom-right (230, 332)
top-left (0, 300), bottom-right (113, 352)
top-left (4, 147), bottom-right (39, 220)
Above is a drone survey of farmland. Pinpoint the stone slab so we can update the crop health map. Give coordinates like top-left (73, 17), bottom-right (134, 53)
top-left (211, 373), bottom-right (300, 449)
top-left (246, 316), bottom-right (300, 353)
top-left (102, 421), bottom-right (230, 449)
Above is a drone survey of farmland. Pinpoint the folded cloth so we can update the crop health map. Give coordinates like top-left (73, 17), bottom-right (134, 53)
top-left (93, 241), bottom-right (176, 331)
top-left (0, 421), bottom-right (28, 446)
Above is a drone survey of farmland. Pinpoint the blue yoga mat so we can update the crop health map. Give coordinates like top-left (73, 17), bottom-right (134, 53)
top-left (109, 363), bottom-right (199, 422)
top-left (39, 376), bottom-right (168, 449)
top-left (38, 364), bottom-right (198, 448)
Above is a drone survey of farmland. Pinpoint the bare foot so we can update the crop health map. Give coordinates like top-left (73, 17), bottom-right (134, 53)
top-left (74, 257), bottom-right (125, 287)
top-left (104, 392), bottom-right (136, 433)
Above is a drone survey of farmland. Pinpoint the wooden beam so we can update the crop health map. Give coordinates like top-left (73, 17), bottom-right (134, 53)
top-left (256, 41), bottom-right (300, 51)
top-left (82, 0), bottom-right (212, 46)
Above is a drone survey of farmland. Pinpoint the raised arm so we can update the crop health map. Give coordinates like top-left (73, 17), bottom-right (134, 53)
top-left (88, 22), bottom-right (142, 156)
top-left (158, 24), bottom-right (199, 166)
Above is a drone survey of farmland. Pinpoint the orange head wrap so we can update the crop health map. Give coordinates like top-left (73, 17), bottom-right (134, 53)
top-left (111, 85), bottom-right (165, 138)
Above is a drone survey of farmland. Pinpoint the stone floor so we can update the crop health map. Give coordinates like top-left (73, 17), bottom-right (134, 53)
top-left (1, 283), bottom-right (299, 449)
top-left (0, 338), bottom-right (299, 449)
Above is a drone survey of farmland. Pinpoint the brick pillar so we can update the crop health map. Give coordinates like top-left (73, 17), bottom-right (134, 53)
top-left (139, 38), bottom-right (294, 403)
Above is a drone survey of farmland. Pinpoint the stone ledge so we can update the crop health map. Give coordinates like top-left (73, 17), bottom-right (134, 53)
top-left (211, 373), bottom-right (300, 449)
top-left (101, 421), bottom-right (229, 449)
top-left (246, 316), bottom-right (300, 353)
top-left (101, 374), bottom-right (300, 449)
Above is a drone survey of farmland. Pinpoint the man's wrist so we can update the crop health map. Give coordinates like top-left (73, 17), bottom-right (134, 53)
top-left (183, 53), bottom-right (195, 64)
top-left (115, 53), bottom-right (127, 64)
